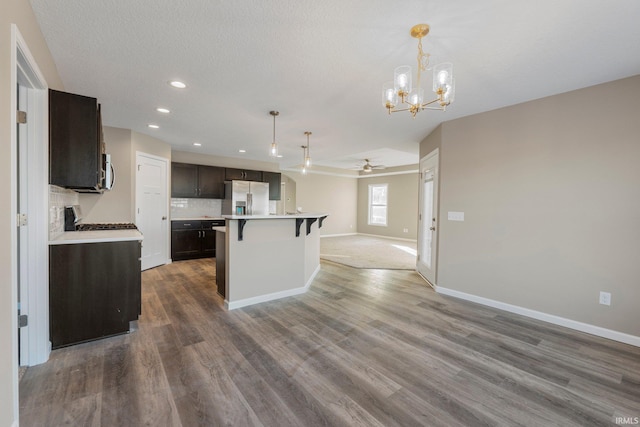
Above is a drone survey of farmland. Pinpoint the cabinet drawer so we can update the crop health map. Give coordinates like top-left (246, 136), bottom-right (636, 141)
top-left (202, 220), bottom-right (225, 228)
top-left (171, 220), bottom-right (202, 230)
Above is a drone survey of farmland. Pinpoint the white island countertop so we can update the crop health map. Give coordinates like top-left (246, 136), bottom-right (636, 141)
top-left (49, 229), bottom-right (144, 245)
top-left (222, 213), bottom-right (327, 220)
top-left (171, 217), bottom-right (225, 221)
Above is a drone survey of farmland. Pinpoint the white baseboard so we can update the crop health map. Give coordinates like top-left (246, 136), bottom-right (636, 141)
top-left (357, 233), bottom-right (417, 243)
top-left (226, 265), bottom-right (320, 310)
top-left (321, 233), bottom-right (357, 238)
top-left (437, 286), bottom-right (640, 347)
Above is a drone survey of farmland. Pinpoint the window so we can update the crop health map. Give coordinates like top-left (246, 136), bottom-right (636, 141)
top-left (368, 183), bottom-right (388, 226)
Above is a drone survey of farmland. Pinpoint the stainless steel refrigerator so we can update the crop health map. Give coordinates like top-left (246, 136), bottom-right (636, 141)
top-left (222, 180), bottom-right (270, 216)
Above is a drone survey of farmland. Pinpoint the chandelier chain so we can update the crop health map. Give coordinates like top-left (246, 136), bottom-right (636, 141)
top-left (416, 37), bottom-right (430, 89)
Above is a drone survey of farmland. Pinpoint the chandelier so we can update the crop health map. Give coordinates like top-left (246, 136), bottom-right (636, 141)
top-left (301, 131), bottom-right (312, 175)
top-left (269, 110), bottom-right (279, 157)
top-left (382, 24), bottom-right (455, 117)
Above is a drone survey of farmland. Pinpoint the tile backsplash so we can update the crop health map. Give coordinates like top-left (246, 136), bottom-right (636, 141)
top-left (171, 198), bottom-right (222, 218)
top-left (49, 185), bottom-right (79, 239)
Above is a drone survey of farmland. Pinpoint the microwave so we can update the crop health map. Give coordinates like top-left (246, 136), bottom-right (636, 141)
top-left (102, 153), bottom-right (114, 191)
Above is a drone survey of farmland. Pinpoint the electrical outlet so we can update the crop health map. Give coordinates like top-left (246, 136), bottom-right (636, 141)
top-left (599, 291), bottom-right (611, 306)
top-left (403, 228), bottom-right (408, 233)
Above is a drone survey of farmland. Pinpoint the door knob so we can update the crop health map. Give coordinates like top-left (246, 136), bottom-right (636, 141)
top-left (429, 226), bottom-right (436, 231)
top-left (161, 216), bottom-right (167, 220)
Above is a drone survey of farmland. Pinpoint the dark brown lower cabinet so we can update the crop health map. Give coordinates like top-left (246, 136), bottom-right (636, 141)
top-left (49, 240), bottom-right (141, 349)
top-left (171, 220), bottom-right (223, 261)
top-left (215, 230), bottom-right (226, 298)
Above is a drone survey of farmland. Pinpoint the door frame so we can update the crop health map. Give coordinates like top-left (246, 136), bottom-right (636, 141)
top-left (417, 148), bottom-right (439, 287)
top-left (135, 151), bottom-right (170, 268)
top-left (11, 22), bottom-right (50, 422)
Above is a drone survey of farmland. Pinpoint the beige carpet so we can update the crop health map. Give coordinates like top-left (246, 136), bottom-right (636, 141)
top-left (320, 235), bottom-right (417, 270)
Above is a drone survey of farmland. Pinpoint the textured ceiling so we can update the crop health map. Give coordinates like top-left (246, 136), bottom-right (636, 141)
top-left (29, 0), bottom-right (640, 170)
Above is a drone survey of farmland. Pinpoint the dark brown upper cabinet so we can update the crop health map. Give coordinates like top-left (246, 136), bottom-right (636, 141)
top-left (262, 171), bottom-right (282, 200)
top-left (49, 89), bottom-right (103, 192)
top-left (171, 162), bottom-right (224, 198)
top-left (225, 168), bottom-right (263, 181)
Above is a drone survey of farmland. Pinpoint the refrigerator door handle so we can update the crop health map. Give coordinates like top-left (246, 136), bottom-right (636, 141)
top-left (247, 192), bottom-right (253, 215)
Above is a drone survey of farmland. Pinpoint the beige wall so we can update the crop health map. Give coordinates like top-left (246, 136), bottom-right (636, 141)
top-left (79, 127), bottom-right (133, 222)
top-left (357, 171), bottom-right (419, 240)
top-left (78, 128), bottom-right (173, 223)
top-left (1, 1), bottom-right (64, 425)
top-left (421, 75), bottom-right (640, 337)
top-left (132, 131), bottom-right (172, 161)
top-left (288, 171), bottom-right (358, 236)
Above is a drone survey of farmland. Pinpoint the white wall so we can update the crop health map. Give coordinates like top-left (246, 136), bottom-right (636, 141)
top-left (421, 75), bottom-right (640, 338)
top-left (1, 1), bottom-right (64, 425)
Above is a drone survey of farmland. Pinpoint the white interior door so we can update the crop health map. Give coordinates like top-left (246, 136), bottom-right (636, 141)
top-left (15, 26), bottom-right (50, 367)
top-left (136, 153), bottom-right (168, 270)
top-left (417, 149), bottom-right (439, 286)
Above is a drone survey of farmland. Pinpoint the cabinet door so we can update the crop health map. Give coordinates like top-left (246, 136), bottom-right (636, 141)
top-left (49, 241), bottom-right (140, 349)
top-left (225, 168), bottom-right (245, 181)
top-left (215, 231), bottom-right (226, 298)
top-left (172, 162), bottom-right (198, 197)
top-left (198, 165), bottom-right (225, 198)
top-left (49, 89), bottom-right (100, 190)
top-left (171, 229), bottom-right (202, 260)
top-left (243, 169), bottom-right (263, 181)
top-left (202, 229), bottom-right (216, 257)
top-left (262, 171), bottom-right (282, 200)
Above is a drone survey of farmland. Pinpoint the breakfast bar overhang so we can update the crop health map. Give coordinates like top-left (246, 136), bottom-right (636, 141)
top-left (220, 213), bottom-right (328, 310)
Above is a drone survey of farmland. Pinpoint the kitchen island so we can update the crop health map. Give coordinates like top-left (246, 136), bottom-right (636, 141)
top-left (219, 213), bottom-right (328, 310)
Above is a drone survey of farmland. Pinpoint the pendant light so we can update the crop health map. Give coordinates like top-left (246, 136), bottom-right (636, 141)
top-left (304, 131), bottom-right (312, 167)
top-left (301, 145), bottom-right (307, 175)
top-left (269, 111), bottom-right (279, 157)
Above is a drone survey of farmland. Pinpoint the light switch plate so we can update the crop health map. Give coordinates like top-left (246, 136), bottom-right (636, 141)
top-left (448, 211), bottom-right (464, 221)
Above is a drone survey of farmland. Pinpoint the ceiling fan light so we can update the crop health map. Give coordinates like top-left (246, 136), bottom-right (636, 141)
top-left (394, 65), bottom-right (412, 95)
top-left (363, 164), bottom-right (372, 172)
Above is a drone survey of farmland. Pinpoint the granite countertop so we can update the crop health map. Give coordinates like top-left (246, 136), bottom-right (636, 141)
top-left (49, 229), bottom-right (144, 245)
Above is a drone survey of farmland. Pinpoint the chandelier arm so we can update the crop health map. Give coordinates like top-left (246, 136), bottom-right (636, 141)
top-left (388, 106), bottom-right (413, 113)
top-left (420, 98), bottom-right (442, 107)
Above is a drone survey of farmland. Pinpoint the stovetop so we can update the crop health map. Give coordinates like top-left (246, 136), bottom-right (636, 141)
top-left (75, 223), bottom-right (138, 231)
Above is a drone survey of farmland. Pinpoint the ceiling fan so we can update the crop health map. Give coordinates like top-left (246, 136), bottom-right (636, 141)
top-left (357, 159), bottom-right (386, 173)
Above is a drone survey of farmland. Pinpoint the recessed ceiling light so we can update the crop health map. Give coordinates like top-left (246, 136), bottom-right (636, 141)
top-left (277, 155), bottom-right (283, 158)
top-left (148, 124), bottom-right (159, 129)
top-left (169, 80), bottom-right (186, 89)
top-left (239, 149), bottom-right (246, 153)
top-left (193, 142), bottom-right (202, 147)
top-left (156, 107), bottom-right (170, 114)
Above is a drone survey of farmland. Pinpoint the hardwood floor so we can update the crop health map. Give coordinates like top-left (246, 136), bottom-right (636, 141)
top-left (20, 259), bottom-right (640, 426)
